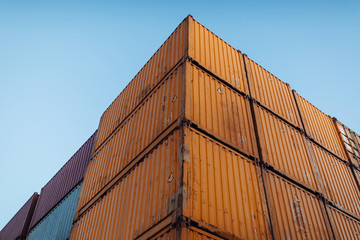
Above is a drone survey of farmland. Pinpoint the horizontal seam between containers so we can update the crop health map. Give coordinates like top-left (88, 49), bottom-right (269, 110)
top-left (326, 200), bottom-right (360, 222)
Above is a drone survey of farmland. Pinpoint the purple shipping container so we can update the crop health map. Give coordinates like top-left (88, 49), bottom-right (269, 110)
top-left (0, 193), bottom-right (38, 240)
top-left (28, 130), bottom-right (97, 231)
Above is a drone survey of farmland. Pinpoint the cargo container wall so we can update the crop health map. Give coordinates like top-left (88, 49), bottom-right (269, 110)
top-left (182, 127), bottom-right (271, 239)
top-left (148, 225), bottom-right (225, 240)
top-left (263, 170), bottom-right (333, 240)
top-left (294, 91), bottom-right (347, 160)
top-left (254, 103), bottom-right (319, 190)
top-left (327, 205), bottom-right (360, 240)
top-left (0, 193), bottom-right (38, 240)
top-left (70, 130), bottom-right (181, 240)
top-left (28, 131), bottom-right (96, 230)
top-left (335, 121), bottom-right (360, 167)
top-left (243, 55), bottom-right (302, 128)
top-left (26, 182), bottom-right (83, 240)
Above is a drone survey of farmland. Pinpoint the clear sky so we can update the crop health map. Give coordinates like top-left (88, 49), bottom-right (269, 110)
top-left (1, 0), bottom-right (359, 230)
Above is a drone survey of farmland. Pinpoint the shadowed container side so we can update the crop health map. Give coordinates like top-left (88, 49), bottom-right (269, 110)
top-left (309, 141), bottom-right (360, 219)
top-left (0, 193), bottom-right (38, 240)
top-left (69, 130), bottom-right (181, 240)
top-left (263, 170), bottom-right (333, 240)
top-left (327, 205), bottom-right (360, 240)
top-left (243, 55), bottom-right (302, 128)
top-left (294, 91), bottom-right (347, 161)
top-left (182, 127), bottom-right (271, 239)
top-left (254, 103), bottom-right (319, 190)
top-left (147, 225), bottom-right (225, 240)
top-left (26, 183), bottom-right (83, 240)
top-left (335, 121), bottom-right (360, 168)
top-left (28, 131), bottom-right (97, 231)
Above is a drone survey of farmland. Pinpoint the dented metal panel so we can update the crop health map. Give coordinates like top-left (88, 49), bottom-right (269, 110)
top-left (187, 16), bottom-right (249, 95)
top-left (335, 121), bottom-right (360, 167)
top-left (77, 65), bottom-right (182, 212)
top-left (69, 130), bottom-right (181, 240)
top-left (264, 170), bottom-right (333, 240)
top-left (254, 104), bottom-right (319, 190)
top-left (309, 141), bottom-right (360, 218)
top-left (182, 127), bottom-right (270, 239)
top-left (327, 205), bottom-right (360, 240)
top-left (185, 61), bottom-right (258, 158)
top-left (244, 55), bottom-right (302, 128)
top-left (294, 92), bottom-right (347, 160)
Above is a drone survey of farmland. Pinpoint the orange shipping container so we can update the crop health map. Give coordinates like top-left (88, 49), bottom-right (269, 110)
top-left (254, 103), bottom-right (319, 190)
top-left (294, 91), bottom-right (347, 160)
top-left (335, 121), bottom-right (360, 167)
top-left (327, 205), bottom-right (360, 240)
top-left (243, 55), bottom-right (302, 128)
top-left (95, 15), bottom-right (249, 152)
top-left (309, 141), bottom-right (360, 219)
top-left (263, 170), bottom-right (333, 240)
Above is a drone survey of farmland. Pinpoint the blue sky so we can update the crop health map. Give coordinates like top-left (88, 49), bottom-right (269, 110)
top-left (1, 0), bottom-right (359, 230)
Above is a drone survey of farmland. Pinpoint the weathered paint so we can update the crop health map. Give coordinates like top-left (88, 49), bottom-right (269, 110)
top-left (182, 127), bottom-right (271, 239)
top-left (335, 121), bottom-right (360, 167)
top-left (26, 182), bottom-right (83, 240)
top-left (29, 131), bottom-right (96, 230)
top-left (294, 91), bottom-right (347, 160)
top-left (244, 55), bottom-right (302, 128)
top-left (263, 170), bottom-right (333, 239)
top-left (70, 130), bottom-right (181, 240)
top-left (185, 61), bottom-right (258, 158)
top-left (151, 225), bottom-right (225, 239)
top-left (0, 193), bottom-right (38, 240)
top-left (327, 205), bottom-right (360, 240)
top-left (309, 141), bottom-right (360, 219)
top-left (254, 103), bottom-right (319, 190)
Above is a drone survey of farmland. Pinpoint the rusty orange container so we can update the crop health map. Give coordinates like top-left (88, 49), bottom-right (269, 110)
top-left (335, 121), bottom-right (360, 167)
top-left (327, 205), bottom-right (360, 240)
top-left (263, 170), bottom-right (333, 239)
top-left (244, 55), bottom-right (302, 128)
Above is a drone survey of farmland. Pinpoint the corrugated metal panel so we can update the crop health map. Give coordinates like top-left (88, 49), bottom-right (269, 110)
top-left (0, 193), bottom-right (38, 240)
top-left (327, 205), bottom-right (360, 240)
top-left (95, 17), bottom-right (188, 151)
top-left (264, 170), bottom-right (333, 239)
top-left (185, 61), bottom-right (258, 158)
top-left (69, 130), bottom-right (181, 240)
top-left (309, 141), bottom-right (360, 218)
top-left (182, 127), bottom-right (270, 239)
top-left (335, 121), bottom-right (360, 167)
top-left (294, 91), bottom-right (347, 160)
top-left (26, 182), bottom-right (83, 240)
top-left (254, 104), bottom-right (319, 190)
top-left (29, 131), bottom-right (96, 230)
top-left (76, 64), bottom-right (183, 212)
top-left (148, 225), bottom-right (224, 240)
top-left (188, 16), bottom-right (249, 95)
top-left (244, 55), bottom-right (302, 128)
top-left (353, 169), bottom-right (360, 191)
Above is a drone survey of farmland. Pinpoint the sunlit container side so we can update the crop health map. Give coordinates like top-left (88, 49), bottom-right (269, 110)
top-left (327, 205), bottom-right (360, 240)
top-left (0, 193), bottom-right (38, 240)
top-left (69, 130), bottom-right (181, 240)
top-left (150, 225), bottom-right (224, 240)
top-left (28, 131), bottom-right (96, 231)
top-left (353, 168), bottom-right (360, 191)
top-left (187, 16), bottom-right (249, 95)
top-left (95, 17), bottom-right (188, 151)
top-left (254, 104), bottom-right (319, 190)
top-left (243, 55), bottom-right (302, 128)
top-left (182, 127), bottom-right (270, 239)
top-left (76, 65), bottom-right (183, 213)
top-left (26, 183), bottom-right (83, 240)
top-left (263, 170), bottom-right (333, 240)
top-left (185, 61), bottom-right (258, 158)
top-left (309, 141), bottom-right (360, 219)
top-left (335, 121), bottom-right (360, 167)
top-left (294, 91), bottom-right (347, 160)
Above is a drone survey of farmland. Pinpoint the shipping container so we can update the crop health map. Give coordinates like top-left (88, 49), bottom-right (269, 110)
top-left (309, 141), bottom-right (360, 219)
top-left (182, 127), bottom-right (270, 239)
top-left (243, 55), bottom-right (302, 128)
top-left (28, 131), bottom-right (96, 231)
top-left (254, 103), bottom-right (319, 190)
top-left (294, 91), bottom-right (347, 160)
top-left (26, 182), bottom-right (83, 240)
top-left (95, 15), bottom-right (249, 152)
top-left (0, 193), bottom-right (38, 240)
top-left (327, 205), bottom-right (360, 240)
top-left (335, 121), bottom-right (360, 167)
top-left (70, 129), bottom-right (181, 240)
top-left (146, 225), bottom-right (225, 240)
top-left (263, 170), bottom-right (333, 239)
top-left (353, 168), bottom-right (360, 191)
